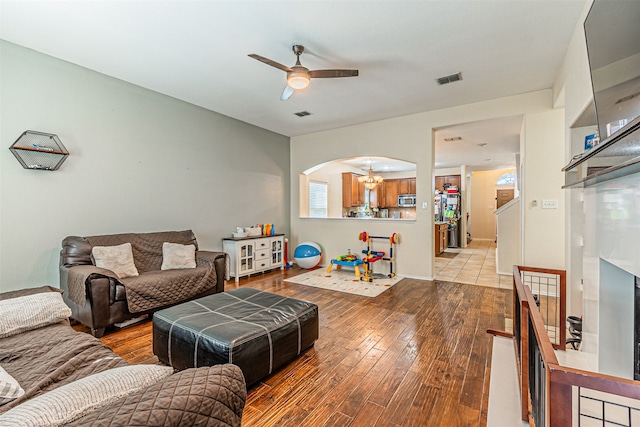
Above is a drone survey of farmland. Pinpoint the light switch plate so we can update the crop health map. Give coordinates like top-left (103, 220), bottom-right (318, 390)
top-left (422, 202), bottom-right (428, 209)
top-left (542, 199), bottom-right (558, 209)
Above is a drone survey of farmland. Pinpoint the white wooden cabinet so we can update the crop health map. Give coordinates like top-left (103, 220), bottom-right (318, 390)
top-left (223, 234), bottom-right (284, 282)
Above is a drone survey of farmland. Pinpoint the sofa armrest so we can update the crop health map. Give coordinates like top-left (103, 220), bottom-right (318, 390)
top-left (61, 265), bottom-right (121, 306)
top-left (60, 265), bottom-right (124, 337)
top-left (67, 364), bottom-right (247, 427)
top-left (196, 251), bottom-right (229, 292)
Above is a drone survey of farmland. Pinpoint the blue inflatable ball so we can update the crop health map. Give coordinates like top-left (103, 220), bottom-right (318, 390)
top-left (294, 242), bottom-right (322, 269)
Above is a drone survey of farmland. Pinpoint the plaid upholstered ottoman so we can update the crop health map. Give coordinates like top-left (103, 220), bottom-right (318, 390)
top-left (152, 287), bottom-right (319, 386)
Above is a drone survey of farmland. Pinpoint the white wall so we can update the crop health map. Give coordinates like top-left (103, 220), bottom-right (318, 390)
top-left (470, 168), bottom-right (514, 240)
top-left (521, 109), bottom-right (566, 270)
top-left (291, 90), bottom-right (560, 279)
top-left (0, 41), bottom-right (290, 291)
top-left (496, 198), bottom-right (521, 275)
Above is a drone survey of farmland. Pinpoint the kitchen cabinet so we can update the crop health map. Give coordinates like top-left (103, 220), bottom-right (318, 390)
top-left (342, 172), bottom-right (366, 207)
top-left (223, 234), bottom-right (284, 282)
top-left (399, 178), bottom-right (416, 194)
top-left (383, 179), bottom-right (399, 207)
top-left (435, 223), bottom-right (448, 255)
top-left (435, 175), bottom-right (461, 192)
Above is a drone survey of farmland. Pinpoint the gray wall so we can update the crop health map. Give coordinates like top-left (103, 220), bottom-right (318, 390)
top-left (0, 41), bottom-right (290, 291)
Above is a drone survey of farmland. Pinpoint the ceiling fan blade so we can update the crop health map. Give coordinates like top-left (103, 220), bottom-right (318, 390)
top-left (280, 84), bottom-right (294, 101)
top-left (248, 54), bottom-right (292, 72)
top-left (309, 69), bottom-right (359, 78)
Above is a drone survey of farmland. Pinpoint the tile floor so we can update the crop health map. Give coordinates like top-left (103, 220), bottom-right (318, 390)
top-left (434, 239), bottom-right (512, 289)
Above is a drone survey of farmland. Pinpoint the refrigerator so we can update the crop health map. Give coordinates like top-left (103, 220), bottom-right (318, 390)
top-left (443, 187), bottom-right (461, 248)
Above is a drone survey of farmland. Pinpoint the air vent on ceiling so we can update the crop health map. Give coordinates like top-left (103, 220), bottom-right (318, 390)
top-left (294, 111), bottom-right (312, 117)
top-left (436, 72), bottom-right (463, 85)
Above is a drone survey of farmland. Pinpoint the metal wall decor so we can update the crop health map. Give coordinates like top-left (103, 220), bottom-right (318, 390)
top-left (9, 130), bottom-right (69, 171)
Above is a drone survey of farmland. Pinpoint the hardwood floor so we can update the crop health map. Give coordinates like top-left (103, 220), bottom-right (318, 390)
top-left (81, 267), bottom-right (512, 427)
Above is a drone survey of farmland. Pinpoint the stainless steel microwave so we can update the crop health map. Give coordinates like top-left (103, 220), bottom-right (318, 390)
top-left (398, 194), bottom-right (416, 207)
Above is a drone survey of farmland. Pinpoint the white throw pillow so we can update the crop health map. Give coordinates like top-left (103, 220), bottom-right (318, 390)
top-left (161, 242), bottom-right (196, 270)
top-left (0, 366), bottom-right (25, 406)
top-left (0, 365), bottom-right (173, 426)
top-left (0, 292), bottom-right (71, 339)
top-left (92, 243), bottom-right (139, 278)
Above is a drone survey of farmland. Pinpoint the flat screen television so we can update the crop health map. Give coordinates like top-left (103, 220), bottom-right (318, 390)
top-left (584, 0), bottom-right (640, 141)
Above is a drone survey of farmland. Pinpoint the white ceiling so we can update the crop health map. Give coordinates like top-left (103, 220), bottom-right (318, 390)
top-left (341, 157), bottom-right (416, 173)
top-left (0, 0), bottom-right (587, 170)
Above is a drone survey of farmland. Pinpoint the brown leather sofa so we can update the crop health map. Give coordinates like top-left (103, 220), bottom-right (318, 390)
top-left (60, 230), bottom-right (227, 337)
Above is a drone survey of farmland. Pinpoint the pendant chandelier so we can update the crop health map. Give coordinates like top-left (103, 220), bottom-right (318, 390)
top-left (358, 165), bottom-right (384, 190)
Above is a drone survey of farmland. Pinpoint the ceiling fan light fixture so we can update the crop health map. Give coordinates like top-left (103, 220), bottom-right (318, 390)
top-left (249, 45), bottom-right (358, 100)
top-left (287, 71), bottom-right (310, 89)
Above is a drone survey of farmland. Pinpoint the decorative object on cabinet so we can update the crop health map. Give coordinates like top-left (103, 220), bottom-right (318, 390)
top-left (9, 130), bottom-right (69, 171)
top-left (223, 234), bottom-right (284, 282)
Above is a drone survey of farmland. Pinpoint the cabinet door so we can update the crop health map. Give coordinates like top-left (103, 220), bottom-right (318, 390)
top-left (238, 242), bottom-right (255, 274)
top-left (369, 185), bottom-right (378, 208)
top-left (376, 182), bottom-right (385, 207)
top-left (442, 225), bottom-right (448, 250)
top-left (342, 172), bottom-right (364, 207)
top-left (436, 175), bottom-right (461, 191)
top-left (270, 237), bottom-right (283, 267)
top-left (399, 179), bottom-right (410, 195)
top-left (357, 179), bottom-right (366, 206)
top-left (370, 182), bottom-right (386, 208)
top-left (342, 172), bottom-right (354, 207)
top-left (444, 175), bottom-right (461, 189)
top-left (409, 178), bottom-right (416, 194)
top-left (384, 179), bottom-right (399, 207)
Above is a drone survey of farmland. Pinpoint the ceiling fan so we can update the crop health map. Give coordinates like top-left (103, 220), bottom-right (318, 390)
top-left (249, 45), bottom-right (359, 101)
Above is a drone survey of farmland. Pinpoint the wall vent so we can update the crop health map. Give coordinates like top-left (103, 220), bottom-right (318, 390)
top-left (436, 72), bottom-right (463, 85)
top-left (294, 111), bottom-right (312, 117)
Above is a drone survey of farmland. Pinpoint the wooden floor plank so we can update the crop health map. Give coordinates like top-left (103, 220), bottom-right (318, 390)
top-left (80, 267), bottom-right (512, 426)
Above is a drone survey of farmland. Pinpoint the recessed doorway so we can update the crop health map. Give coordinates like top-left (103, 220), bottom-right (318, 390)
top-left (496, 189), bottom-right (514, 209)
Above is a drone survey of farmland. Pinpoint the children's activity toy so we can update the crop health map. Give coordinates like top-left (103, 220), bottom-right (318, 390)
top-left (294, 241), bottom-right (322, 269)
top-left (326, 250), bottom-right (365, 278)
top-left (327, 231), bottom-right (399, 282)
